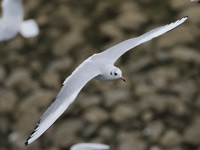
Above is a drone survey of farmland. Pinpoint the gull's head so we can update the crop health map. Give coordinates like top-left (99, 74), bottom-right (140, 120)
top-left (110, 67), bottom-right (125, 82)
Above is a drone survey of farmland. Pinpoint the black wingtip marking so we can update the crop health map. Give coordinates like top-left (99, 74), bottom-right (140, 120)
top-left (25, 119), bottom-right (41, 146)
top-left (30, 130), bottom-right (36, 136)
top-left (177, 16), bottom-right (188, 22)
top-left (24, 128), bottom-right (35, 146)
top-left (34, 123), bottom-right (39, 130)
top-left (25, 141), bottom-right (28, 146)
top-left (25, 135), bottom-right (31, 146)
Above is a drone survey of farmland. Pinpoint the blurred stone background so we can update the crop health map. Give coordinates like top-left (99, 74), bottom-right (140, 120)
top-left (0, 0), bottom-right (200, 150)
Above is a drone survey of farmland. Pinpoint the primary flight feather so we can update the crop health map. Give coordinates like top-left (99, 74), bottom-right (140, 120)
top-left (25, 16), bottom-right (188, 145)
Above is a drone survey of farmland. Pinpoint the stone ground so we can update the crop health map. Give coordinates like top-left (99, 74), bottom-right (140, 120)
top-left (0, 0), bottom-right (200, 150)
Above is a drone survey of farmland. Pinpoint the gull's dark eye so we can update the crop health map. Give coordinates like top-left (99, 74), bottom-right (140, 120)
top-left (114, 73), bottom-right (117, 76)
top-left (110, 72), bottom-right (112, 75)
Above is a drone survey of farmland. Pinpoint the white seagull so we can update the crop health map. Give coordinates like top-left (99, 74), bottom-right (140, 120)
top-left (190, 0), bottom-right (200, 2)
top-left (70, 143), bottom-right (110, 150)
top-left (0, 0), bottom-right (39, 41)
top-left (25, 16), bottom-right (188, 145)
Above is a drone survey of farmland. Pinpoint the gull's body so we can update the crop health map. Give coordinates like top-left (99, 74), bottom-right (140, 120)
top-left (0, 0), bottom-right (39, 41)
top-left (70, 143), bottom-right (110, 150)
top-left (25, 17), bottom-right (188, 145)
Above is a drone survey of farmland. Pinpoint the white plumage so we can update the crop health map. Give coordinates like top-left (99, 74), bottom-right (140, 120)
top-left (190, 0), bottom-right (200, 2)
top-left (25, 16), bottom-right (188, 145)
top-left (70, 143), bottom-right (110, 150)
top-left (0, 0), bottom-right (39, 41)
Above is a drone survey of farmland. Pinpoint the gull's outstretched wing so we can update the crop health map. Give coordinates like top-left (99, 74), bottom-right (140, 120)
top-left (0, 0), bottom-right (23, 41)
top-left (0, 24), bottom-right (19, 41)
top-left (20, 19), bottom-right (39, 38)
top-left (98, 16), bottom-right (188, 64)
top-left (190, 0), bottom-right (200, 2)
top-left (1, 0), bottom-right (23, 18)
top-left (70, 143), bottom-right (110, 150)
top-left (25, 58), bottom-right (100, 145)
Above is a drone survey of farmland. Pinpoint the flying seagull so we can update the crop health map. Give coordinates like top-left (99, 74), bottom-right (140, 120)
top-left (190, 0), bottom-right (200, 2)
top-left (0, 0), bottom-right (39, 41)
top-left (25, 16), bottom-right (188, 145)
top-left (70, 143), bottom-right (110, 150)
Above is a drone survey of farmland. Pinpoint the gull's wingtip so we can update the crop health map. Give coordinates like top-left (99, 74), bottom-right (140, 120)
top-left (25, 141), bottom-right (28, 146)
top-left (179, 16), bottom-right (188, 22)
top-left (24, 134), bottom-right (31, 146)
top-left (174, 16), bottom-right (188, 25)
top-left (25, 135), bottom-right (32, 146)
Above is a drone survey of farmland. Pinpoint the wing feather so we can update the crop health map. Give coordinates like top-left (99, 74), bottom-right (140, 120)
top-left (0, 0), bottom-right (23, 41)
top-left (25, 58), bottom-right (100, 145)
top-left (99, 17), bottom-right (188, 64)
top-left (20, 19), bottom-right (39, 38)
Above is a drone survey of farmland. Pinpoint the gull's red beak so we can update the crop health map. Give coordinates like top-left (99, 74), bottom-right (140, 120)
top-left (120, 76), bottom-right (126, 82)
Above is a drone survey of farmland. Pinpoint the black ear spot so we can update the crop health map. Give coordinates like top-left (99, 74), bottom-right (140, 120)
top-left (114, 73), bottom-right (117, 76)
top-left (110, 72), bottom-right (112, 75)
